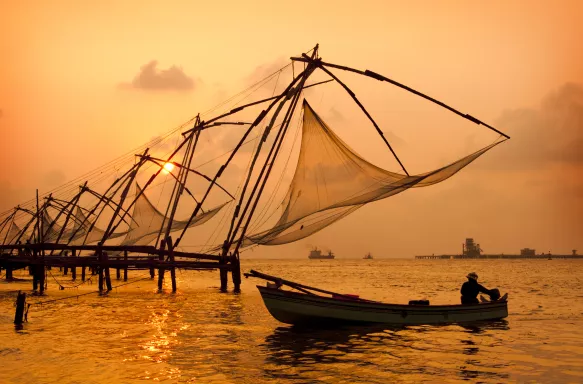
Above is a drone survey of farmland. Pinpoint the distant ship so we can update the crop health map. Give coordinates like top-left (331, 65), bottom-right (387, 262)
top-left (363, 252), bottom-right (373, 259)
top-left (308, 247), bottom-right (335, 259)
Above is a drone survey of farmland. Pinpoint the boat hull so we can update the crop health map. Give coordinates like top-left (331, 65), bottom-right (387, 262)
top-left (257, 286), bottom-right (508, 326)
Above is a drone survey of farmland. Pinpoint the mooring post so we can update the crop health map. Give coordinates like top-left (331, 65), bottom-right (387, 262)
top-left (149, 262), bottom-right (155, 279)
top-left (14, 291), bottom-right (26, 325)
top-left (5, 265), bottom-right (13, 281)
top-left (116, 267), bottom-right (121, 280)
top-left (104, 252), bottom-right (112, 291)
top-left (167, 236), bottom-right (177, 293)
top-left (158, 240), bottom-right (166, 291)
top-left (81, 265), bottom-right (86, 282)
top-left (123, 250), bottom-right (128, 282)
top-left (231, 252), bottom-right (241, 293)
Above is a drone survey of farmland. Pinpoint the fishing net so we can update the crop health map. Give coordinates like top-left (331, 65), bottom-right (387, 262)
top-left (244, 100), bottom-right (503, 246)
top-left (1, 221), bottom-right (23, 245)
top-left (119, 184), bottom-right (227, 246)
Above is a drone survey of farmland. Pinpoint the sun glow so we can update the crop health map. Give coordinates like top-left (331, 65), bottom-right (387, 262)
top-left (162, 162), bottom-right (175, 174)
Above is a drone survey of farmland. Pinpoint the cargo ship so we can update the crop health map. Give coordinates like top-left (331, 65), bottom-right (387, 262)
top-left (308, 247), bottom-right (335, 259)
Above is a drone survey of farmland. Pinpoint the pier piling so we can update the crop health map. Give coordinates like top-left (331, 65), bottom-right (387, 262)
top-left (14, 291), bottom-right (26, 325)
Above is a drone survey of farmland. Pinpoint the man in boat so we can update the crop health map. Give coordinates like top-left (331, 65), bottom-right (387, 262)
top-left (460, 272), bottom-right (495, 304)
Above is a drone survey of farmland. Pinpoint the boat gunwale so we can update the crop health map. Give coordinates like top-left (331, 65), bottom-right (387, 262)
top-left (257, 285), bottom-right (508, 312)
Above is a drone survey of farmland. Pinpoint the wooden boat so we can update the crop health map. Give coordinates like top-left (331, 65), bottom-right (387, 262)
top-left (246, 270), bottom-right (508, 326)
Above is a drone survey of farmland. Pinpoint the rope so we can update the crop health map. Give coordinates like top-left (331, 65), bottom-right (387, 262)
top-left (31, 273), bottom-right (152, 307)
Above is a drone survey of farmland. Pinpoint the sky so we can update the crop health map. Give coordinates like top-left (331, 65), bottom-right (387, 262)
top-left (0, 0), bottom-right (582, 257)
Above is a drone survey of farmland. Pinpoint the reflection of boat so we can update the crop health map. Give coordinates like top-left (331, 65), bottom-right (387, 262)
top-left (308, 247), bottom-right (335, 259)
top-left (363, 252), bottom-right (373, 259)
top-left (246, 270), bottom-right (508, 326)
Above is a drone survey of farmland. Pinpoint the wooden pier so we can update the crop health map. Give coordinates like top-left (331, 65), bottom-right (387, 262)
top-left (0, 242), bottom-right (240, 293)
top-left (416, 239), bottom-right (581, 260)
top-left (415, 253), bottom-right (582, 260)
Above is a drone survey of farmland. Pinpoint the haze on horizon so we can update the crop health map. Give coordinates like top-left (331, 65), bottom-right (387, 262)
top-left (0, 0), bottom-right (581, 258)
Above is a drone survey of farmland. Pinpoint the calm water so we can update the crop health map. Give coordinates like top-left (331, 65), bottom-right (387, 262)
top-left (1, 259), bottom-right (583, 383)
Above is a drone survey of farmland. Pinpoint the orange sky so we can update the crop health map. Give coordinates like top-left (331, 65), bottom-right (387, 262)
top-left (0, 0), bottom-right (581, 257)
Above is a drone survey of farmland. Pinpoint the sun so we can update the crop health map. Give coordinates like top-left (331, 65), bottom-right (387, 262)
top-left (162, 162), bottom-right (175, 174)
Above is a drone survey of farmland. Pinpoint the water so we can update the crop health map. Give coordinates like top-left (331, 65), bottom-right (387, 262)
top-left (1, 259), bottom-right (582, 383)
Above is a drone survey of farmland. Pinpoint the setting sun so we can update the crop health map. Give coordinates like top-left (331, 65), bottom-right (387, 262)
top-left (162, 162), bottom-right (175, 174)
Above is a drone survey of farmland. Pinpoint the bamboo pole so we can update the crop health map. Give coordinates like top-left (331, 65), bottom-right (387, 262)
top-left (313, 60), bottom-right (409, 176)
top-left (174, 64), bottom-right (313, 249)
top-left (231, 50), bottom-right (319, 256)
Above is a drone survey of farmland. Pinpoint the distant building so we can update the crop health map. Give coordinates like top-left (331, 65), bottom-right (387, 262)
top-left (520, 248), bottom-right (536, 256)
top-left (462, 238), bottom-right (482, 258)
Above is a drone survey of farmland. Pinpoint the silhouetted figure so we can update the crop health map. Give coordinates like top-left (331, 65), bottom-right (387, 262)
top-left (461, 272), bottom-right (492, 304)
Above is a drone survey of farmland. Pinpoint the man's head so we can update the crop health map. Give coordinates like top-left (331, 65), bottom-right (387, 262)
top-left (467, 272), bottom-right (478, 281)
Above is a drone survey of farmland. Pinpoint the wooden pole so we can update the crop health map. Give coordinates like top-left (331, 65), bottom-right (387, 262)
top-left (116, 267), bottom-right (121, 280)
top-left (158, 239), bottom-right (165, 291)
top-left (232, 253), bottom-right (241, 293)
top-left (32, 264), bottom-right (38, 290)
top-left (123, 250), bottom-right (128, 281)
top-left (81, 265), bottom-right (86, 282)
top-left (14, 291), bottom-right (26, 325)
top-left (39, 263), bottom-right (45, 294)
top-left (149, 264), bottom-right (155, 279)
top-left (71, 248), bottom-right (76, 280)
top-left (98, 248), bottom-right (104, 293)
top-left (104, 252), bottom-right (112, 291)
top-left (220, 255), bottom-right (228, 292)
top-left (167, 237), bottom-right (177, 293)
top-left (5, 265), bottom-right (13, 281)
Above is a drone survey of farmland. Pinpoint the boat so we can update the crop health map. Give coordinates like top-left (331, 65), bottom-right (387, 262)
top-left (308, 247), bottom-right (335, 259)
top-left (246, 270), bottom-right (508, 326)
top-left (363, 252), bottom-right (373, 259)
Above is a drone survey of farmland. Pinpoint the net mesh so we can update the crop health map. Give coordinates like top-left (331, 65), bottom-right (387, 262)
top-left (244, 100), bottom-right (502, 246)
top-left (119, 184), bottom-right (227, 247)
top-left (2, 221), bottom-right (23, 245)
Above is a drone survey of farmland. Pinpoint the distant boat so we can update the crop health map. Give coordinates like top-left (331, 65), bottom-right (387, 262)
top-left (363, 252), bottom-right (373, 259)
top-left (308, 247), bottom-right (335, 259)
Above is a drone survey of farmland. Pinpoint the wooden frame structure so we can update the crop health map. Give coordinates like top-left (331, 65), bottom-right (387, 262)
top-left (0, 44), bottom-right (509, 294)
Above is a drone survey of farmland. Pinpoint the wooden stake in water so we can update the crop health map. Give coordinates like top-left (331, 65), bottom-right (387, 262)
top-left (14, 291), bottom-right (26, 325)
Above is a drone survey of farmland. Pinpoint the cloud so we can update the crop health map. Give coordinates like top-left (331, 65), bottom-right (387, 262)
top-left (246, 57), bottom-right (289, 86)
top-left (121, 61), bottom-right (196, 91)
top-left (478, 82), bottom-right (583, 170)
